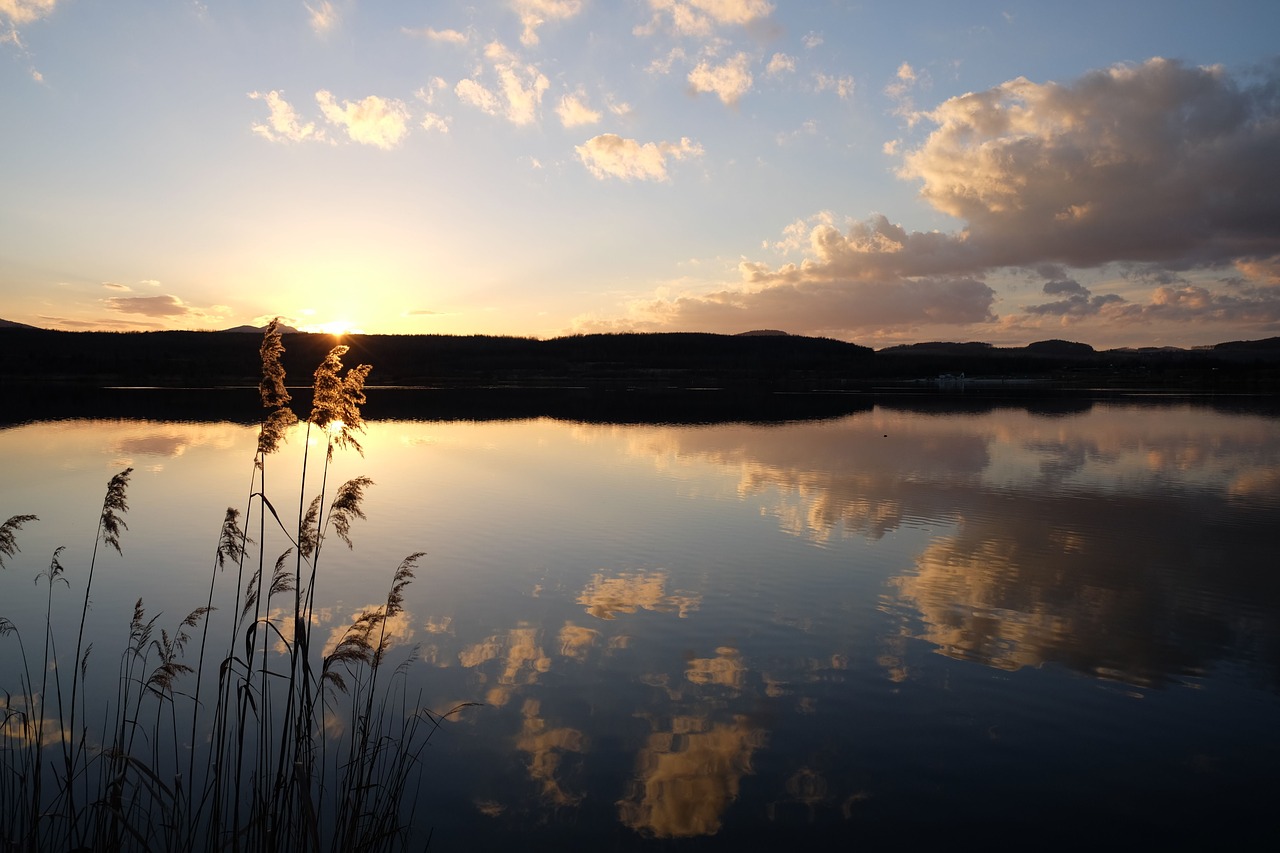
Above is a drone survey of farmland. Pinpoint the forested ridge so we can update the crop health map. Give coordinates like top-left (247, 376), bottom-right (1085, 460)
top-left (2, 327), bottom-right (1278, 390)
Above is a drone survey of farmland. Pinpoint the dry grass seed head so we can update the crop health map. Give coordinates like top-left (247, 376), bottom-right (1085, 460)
top-left (216, 507), bottom-right (251, 570)
top-left (299, 495), bottom-right (322, 559)
top-left (310, 345), bottom-right (372, 457)
top-left (40, 546), bottom-right (69, 587)
top-left (257, 406), bottom-right (298, 457)
top-left (99, 468), bottom-right (133, 555)
top-left (268, 549), bottom-right (294, 600)
top-left (0, 514), bottom-right (38, 569)
top-left (258, 318), bottom-right (291, 409)
top-left (385, 552), bottom-right (424, 618)
top-left (329, 476), bottom-right (373, 549)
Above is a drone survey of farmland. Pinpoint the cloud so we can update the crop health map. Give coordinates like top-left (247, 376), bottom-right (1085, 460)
top-left (884, 61), bottom-right (927, 118)
top-left (594, 58), bottom-right (1280, 341)
top-left (638, 0), bottom-right (774, 37)
top-left (414, 77), bottom-right (450, 111)
top-left (107, 294), bottom-right (192, 318)
top-left (898, 57), bottom-right (1280, 272)
top-left (688, 52), bottom-right (753, 105)
top-left (406, 26), bottom-right (468, 44)
top-left (589, 274), bottom-right (995, 338)
top-left (248, 90), bottom-right (323, 143)
top-left (556, 91), bottom-right (601, 127)
top-left (102, 282), bottom-right (132, 291)
top-left (575, 134), bottom-right (703, 182)
top-left (1024, 277), bottom-right (1125, 318)
top-left (455, 42), bottom-right (549, 125)
top-left (813, 71), bottom-right (854, 99)
top-left (511, 0), bottom-right (582, 47)
top-left (765, 52), bottom-right (794, 77)
top-left (0, 0), bottom-right (59, 26)
top-left (606, 96), bottom-right (632, 117)
top-left (304, 1), bottom-right (337, 35)
top-left (579, 212), bottom-right (1000, 336)
top-left (316, 90), bottom-right (410, 148)
top-left (420, 112), bottom-right (450, 133)
top-left (645, 47), bottom-right (687, 76)
top-left (455, 79), bottom-right (502, 115)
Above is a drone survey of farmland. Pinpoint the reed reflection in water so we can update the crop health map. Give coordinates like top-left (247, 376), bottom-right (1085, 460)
top-left (2, 398), bottom-right (1278, 847)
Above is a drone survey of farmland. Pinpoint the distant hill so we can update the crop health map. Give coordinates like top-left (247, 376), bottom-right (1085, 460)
top-left (0, 326), bottom-right (1277, 391)
top-left (220, 322), bottom-right (300, 334)
top-left (0, 318), bottom-right (40, 330)
top-left (1025, 339), bottom-right (1095, 356)
top-left (735, 329), bottom-right (790, 337)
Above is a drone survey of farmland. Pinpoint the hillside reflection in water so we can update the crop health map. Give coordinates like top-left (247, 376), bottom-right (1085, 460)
top-left (1, 399), bottom-right (1277, 847)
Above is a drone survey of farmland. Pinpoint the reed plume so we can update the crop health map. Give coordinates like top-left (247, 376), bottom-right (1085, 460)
top-left (310, 344), bottom-right (372, 457)
top-left (0, 514), bottom-right (38, 569)
top-left (257, 318), bottom-right (297, 457)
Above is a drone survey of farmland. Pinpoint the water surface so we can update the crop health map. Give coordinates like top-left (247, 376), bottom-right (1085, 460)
top-left (2, 395), bottom-right (1277, 847)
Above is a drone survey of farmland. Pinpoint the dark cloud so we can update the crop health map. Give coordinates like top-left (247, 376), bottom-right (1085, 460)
top-left (596, 275), bottom-right (995, 337)
top-left (107, 294), bottom-right (192, 317)
top-left (1026, 291), bottom-right (1125, 318)
top-left (902, 57), bottom-right (1280, 270)
top-left (1042, 279), bottom-right (1087, 296)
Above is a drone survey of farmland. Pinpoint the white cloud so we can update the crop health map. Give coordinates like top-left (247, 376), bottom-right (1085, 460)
top-left (606, 96), bottom-right (632, 116)
top-left (801, 32), bottom-right (822, 49)
top-left (456, 42), bottom-right (549, 125)
top-left (688, 52), bottom-right (753, 105)
top-left (765, 52), bottom-right (794, 77)
top-left (248, 90), bottom-right (323, 143)
top-left (557, 92), bottom-right (601, 127)
top-left (0, 0), bottom-right (59, 26)
top-left (512, 0), bottom-right (582, 47)
top-left (420, 112), bottom-right (451, 133)
top-left (455, 79), bottom-right (502, 116)
top-left (304, 1), bottom-right (338, 35)
top-left (813, 71), bottom-right (854, 99)
top-left (406, 26), bottom-right (468, 44)
top-left (415, 77), bottom-right (449, 106)
top-left (575, 134), bottom-right (703, 182)
top-left (885, 61), bottom-right (928, 120)
top-left (646, 47), bottom-right (687, 76)
top-left (315, 91), bottom-right (411, 149)
top-left (639, 0), bottom-right (774, 38)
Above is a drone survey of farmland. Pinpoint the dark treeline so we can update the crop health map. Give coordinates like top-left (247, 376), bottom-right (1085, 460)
top-left (2, 328), bottom-right (1279, 392)
top-left (7, 382), bottom-right (1276, 431)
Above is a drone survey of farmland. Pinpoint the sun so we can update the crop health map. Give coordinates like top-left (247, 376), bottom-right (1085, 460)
top-left (305, 319), bottom-right (361, 336)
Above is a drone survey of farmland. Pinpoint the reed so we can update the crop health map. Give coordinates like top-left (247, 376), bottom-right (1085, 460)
top-left (0, 320), bottom-right (472, 851)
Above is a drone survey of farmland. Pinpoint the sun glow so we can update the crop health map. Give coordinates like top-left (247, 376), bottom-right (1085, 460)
top-left (303, 319), bottom-right (362, 336)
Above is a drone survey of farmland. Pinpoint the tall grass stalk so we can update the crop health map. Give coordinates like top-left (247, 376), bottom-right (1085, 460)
top-left (0, 320), bottom-right (472, 851)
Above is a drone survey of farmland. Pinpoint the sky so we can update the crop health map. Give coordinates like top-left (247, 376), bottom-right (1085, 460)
top-left (2, 0), bottom-right (1279, 348)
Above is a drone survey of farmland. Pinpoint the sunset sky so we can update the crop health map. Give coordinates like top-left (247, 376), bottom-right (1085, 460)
top-left (3, 0), bottom-right (1279, 348)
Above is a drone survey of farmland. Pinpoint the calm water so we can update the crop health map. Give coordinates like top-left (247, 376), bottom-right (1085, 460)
top-left (2, 394), bottom-right (1278, 848)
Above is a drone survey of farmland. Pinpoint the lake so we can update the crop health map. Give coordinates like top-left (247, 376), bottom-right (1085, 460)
top-left (2, 391), bottom-right (1278, 849)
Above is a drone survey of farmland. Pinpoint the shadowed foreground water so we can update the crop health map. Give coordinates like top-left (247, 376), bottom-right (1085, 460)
top-left (1, 395), bottom-right (1277, 848)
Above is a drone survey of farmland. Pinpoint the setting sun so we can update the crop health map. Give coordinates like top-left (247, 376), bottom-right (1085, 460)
top-left (304, 320), bottom-right (361, 336)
